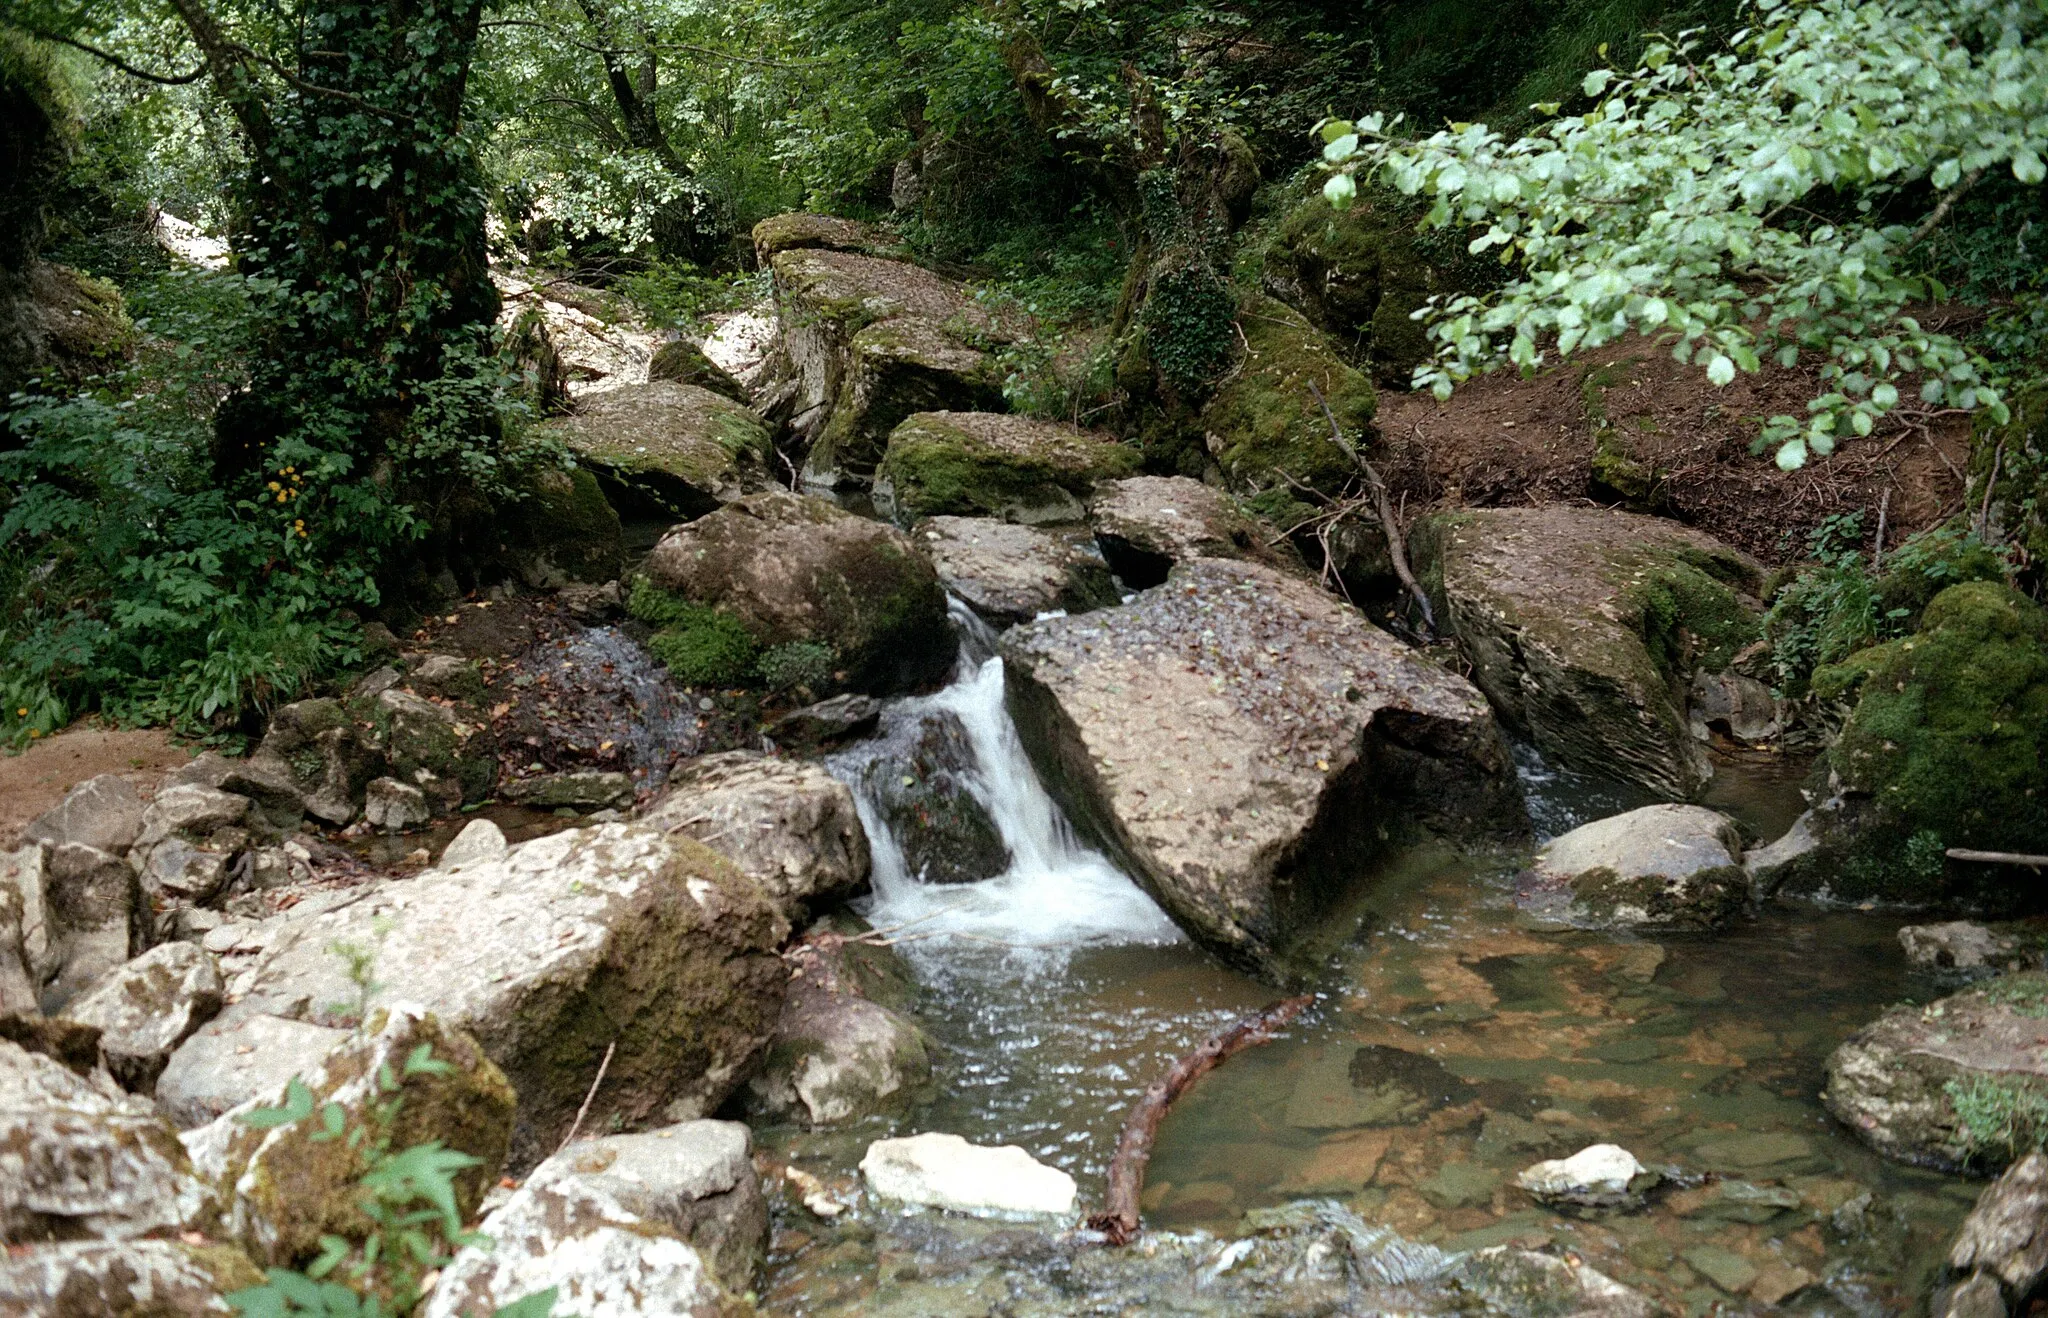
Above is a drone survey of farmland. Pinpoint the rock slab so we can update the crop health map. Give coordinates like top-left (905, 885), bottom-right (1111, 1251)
top-left (861, 1132), bottom-right (1077, 1217)
top-left (1521, 804), bottom-right (1748, 930)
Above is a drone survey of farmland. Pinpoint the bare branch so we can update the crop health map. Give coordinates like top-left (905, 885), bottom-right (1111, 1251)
top-left (24, 29), bottom-right (207, 85)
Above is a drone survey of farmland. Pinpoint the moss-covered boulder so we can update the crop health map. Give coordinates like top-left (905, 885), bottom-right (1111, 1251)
top-left (546, 381), bottom-right (772, 519)
top-left (1411, 506), bottom-right (1765, 799)
top-left (357, 687), bottom-right (498, 808)
top-left (1263, 192), bottom-right (1437, 383)
top-left (500, 464), bottom-right (625, 588)
top-left (29, 263), bottom-right (135, 384)
top-left (874, 410), bottom-right (1140, 524)
top-left (1198, 295), bottom-right (1374, 497)
top-left (175, 824), bottom-right (787, 1167)
top-left (1825, 973), bottom-right (2048, 1172)
top-left (1774, 582), bottom-right (2048, 905)
top-left (181, 1007), bottom-right (514, 1270)
top-left (1520, 804), bottom-right (1749, 930)
top-left (642, 490), bottom-right (956, 696)
top-left (647, 338), bottom-right (748, 401)
top-left (752, 212), bottom-right (913, 263)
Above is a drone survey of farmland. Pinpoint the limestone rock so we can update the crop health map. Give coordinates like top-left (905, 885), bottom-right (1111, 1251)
top-left (1520, 805), bottom-right (1749, 931)
top-left (874, 411), bottom-right (1139, 524)
top-left (860, 1132), bottom-right (1077, 1217)
top-left (1452, 1244), bottom-right (1659, 1318)
top-left (184, 824), bottom-right (786, 1162)
top-left (1946, 1150), bottom-right (2048, 1302)
top-left (1515, 1143), bottom-right (1657, 1215)
top-left (548, 381), bottom-right (773, 518)
top-left (0, 1038), bottom-right (218, 1241)
top-left (1087, 475), bottom-right (1292, 588)
top-left (500, 768), bottom-right (635, 811)
top-left (183, 1006), bottom-right (514, 1270)
top-left (59, 943), bottom-right (223, 1093)
top-left (361, 777), bottom-right (431, 832)
top-left (648, 338), bottom-right (748, 402)
top-left (640, 751), bottom-right (869, 920)
top-left (753, 212), bottom-right (911, 262)
top-left (438, 817), bottom-right (509, 871)
top-left (745, 947), bottom-right (933, 1127)
top-left (1825, 972), bottom-right (2048, 1171)
top-left (364, 687), bottom-right (498, 807)
top-left (250, 697), bottom-right (382, 826)
top-left (155, 1013), bottom-right (349, 1130)
top-left (37, 841), bottom-right (139, 1011)
top-left (24, 775), bottom-right (145, 856)
top-left (0, 1239), bottom-right (264, 1317)
top-left (914, 516), bottom-right (1119, 626)
top-left (835, 707), bottom-right (1009, 885)
top-left (409, 654), bottom-right (487, 704)
top-left (1410, 506), bottom-right (1765, 798)
top-left (1002, 557), bottom-right (1519, 978)
top-left (1903, 922), bottom-right (2033, 976)
top-left (0, 880), bottom-right (36, 1017)
top-left (643, 489), bottom-right (956, 697)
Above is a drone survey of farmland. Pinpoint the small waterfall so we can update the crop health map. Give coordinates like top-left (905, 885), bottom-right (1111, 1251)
top-left (827, 603), bottom-right (1180, 962)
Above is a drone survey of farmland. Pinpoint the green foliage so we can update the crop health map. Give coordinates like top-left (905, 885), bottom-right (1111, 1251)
top-left (1143, 264), bottom-right (1238, 398)
top-left (757, 640), bottom-right (835, 694)
top-left (1321, 0), bottom-right (2047, 468)
top-left (1946, 1074), bottom-right (2048, 1167)
top-left (616, 260), bottom-right (767, 336)
top-left (628, 577), bottom-right (761, 687)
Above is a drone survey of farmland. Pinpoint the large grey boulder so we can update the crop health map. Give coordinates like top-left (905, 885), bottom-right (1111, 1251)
top-left (0, 1239), bottom-right (264, 1316)
top-left (914, 516), bottom-right (1119, 626)
top-left (1825, 972), bottom-right (2048, 1172)
top-left (1410, 506), bottom-right (1765, 798)
top-left (1087, 475), bottom-right (1296, 588)
top-left (0, 1038), bottom-right (218, 1241)
top-left (154, 1012), bottom-right (348, 1130)
top-left (23, 774), bottom-right (145, 856)
top-left (1519, 804), bottom-right (1749, 930)
top-left (35, 841), bottom-right (139, 1012)
top-left (548, 380), bottom-right (774, 518)
top-left (643, 489), bottom-right (956, 696)
top-left (639, 751), bottom-right (870, 921)
top-left (1002, 557), bottom-right (1520, 979)
top-left (174, 823), bottom-right (787, 1163)
top-left (245, 697), bottom-right (382, 826)
top-left (874, 411), bottom-right (1139, 524)
top-left (745, 945), bottom-right (933, 1127)
top-left (1935, 1150), bottom-right (2048, 1316)
top-left (59, 942), bottom-right (223, 1093)
top-left (0, 879), bottom-right (37, 1016)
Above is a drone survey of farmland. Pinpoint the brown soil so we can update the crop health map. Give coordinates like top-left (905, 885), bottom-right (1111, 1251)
top-left (1376, 332), bottom-right (1974, 565)
top-left (0, 726), bottom-right (196, 848)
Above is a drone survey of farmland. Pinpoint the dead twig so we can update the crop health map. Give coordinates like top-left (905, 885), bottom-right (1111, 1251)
top-left (556, 1041), bottom-right (616, 1154)
top-left (1947, 848), bottom-right (2048, 870)
top-left (1872, 487), bottom-right (1890, 572)
top-left (1306, 382), bottom-right (1435, 634)
top-left (1979, 440), bottom-right (2005, 539)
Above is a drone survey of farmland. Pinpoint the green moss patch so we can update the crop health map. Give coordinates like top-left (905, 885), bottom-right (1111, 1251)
top-left (876, 411), bottom-right (1139, 521)
top-left (628, 578), bottom-right (762, 687)
top-left (1199, 296), bottom-right (1374, 498)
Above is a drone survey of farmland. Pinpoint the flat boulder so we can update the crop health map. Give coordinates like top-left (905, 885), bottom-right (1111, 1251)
top-left (639, 751), bottom-right (870, 921)
top-left (1410, 506), bottom-right (1765, 799)
top-left (914, 517), bottom-right (1118, 626)
top-left (1825, 972), bottom-right (2048, 1172)
top-left (23, 774), bottom-right (145, 856)
top-left (643, 489), bottom-right (956, 696)
top-left (860, 1132), bottom-right (1077, 1217)
top-left (753, 212), bottom-right (911, 262)
top-left (154, 1012), bottom-right (348, 1130)
top-left (172, 824), bottom-right (786, 1164)
top-left (59, 942), bottom-right (223, 1093)
top-left (1519, 804), bottom-right (1749, 930)
top-left (1002, 557), bottom-right (1520, 979)
top-left (1087, 475), bottom-right (1293, 588)
top-left (547, 381), bottom-right (773, 518)
top-left (875, 411), bottom-right (1139, 524)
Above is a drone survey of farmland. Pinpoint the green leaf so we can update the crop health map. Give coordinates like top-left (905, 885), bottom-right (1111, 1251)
top-left (1321, 134), bottom-right (1359, 164)
top-left (240, 1078), bottom-right (316, 1129)
top-left (1322, 173), bottom-right (1357, 209)
top-left (1872, 382), bottom-right (1899, 409)
top-left (1582, 69), bottom-right (1613, 97)
top-left (2015, 149), bottom-right (2046, 186)
top-left (1706, 354), bottom-right (1736, 386)
top-left (492, 1289), bottom-right (559, 1318)
top-left (1775, 437), bottom-right (1809, 470)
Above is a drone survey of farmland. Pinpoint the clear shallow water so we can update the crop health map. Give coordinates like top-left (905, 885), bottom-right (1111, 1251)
top-left (768, 637), bottom-right (1974, 1316)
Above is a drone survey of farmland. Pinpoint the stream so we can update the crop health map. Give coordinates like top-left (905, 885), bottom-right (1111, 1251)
top-left (740, 606), bottom-right (1975, 1315)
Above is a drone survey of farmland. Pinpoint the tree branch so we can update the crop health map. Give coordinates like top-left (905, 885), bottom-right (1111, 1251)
top-left (1904, 167), bottom-right (1986, 253)
top-left (24, 29), bottom-right (207, 85)
top-left (1307, 380), bottom-right (1437, 635)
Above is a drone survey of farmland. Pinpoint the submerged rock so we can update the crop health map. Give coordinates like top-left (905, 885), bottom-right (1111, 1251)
top-left (874, 411), bottom-right (1140, 524)
top-left (1086, 475), bottom-right (1292, 588)
top-left (860, 1132), bottom-right (1077, 1217)
top-left (1515, 1143), bottom-right (1657, 1215)
top-left (643, 489), bottom-right (956, 696)
top-left (58, 942), bottom-right (223, 1093)
top-left (1003, 557), bottom-right (1519, 979)
top-left (1411, 505), bottom-right (1765, 799)
top-left (1902, 922), bottom-right (2036, 977)
top-left (0, 1239), bottom-right (263, 1317)
top-left (1521, 804), bottom-right (1749, 931)
top-left (914, 516), bottom-right (1119, 626)
top-left (1825, 972), bottom-right (2048, 1172)
top-left (549, 380), bottom-right (773, 518)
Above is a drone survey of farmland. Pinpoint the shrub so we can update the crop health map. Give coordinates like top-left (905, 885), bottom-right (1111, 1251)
top-left (757, 640), bottom-right (836, 694)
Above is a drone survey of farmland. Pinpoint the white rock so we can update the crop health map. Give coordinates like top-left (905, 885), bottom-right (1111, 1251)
top-left (1516, 1143), bottom-right (1650, 1211)
top-left (860, 1132), bottom-right (1077, 1217)
top-left (362, 777), bottom-right (431, 832)
top-left (60, 942), bottom-right (224, 1092)
top-left (1525, 804), bottom-right (1748, 931)
top-left (438, 817), bottom-right (508, 870)
top-left (155, 1012), bottom-right (350, 1129)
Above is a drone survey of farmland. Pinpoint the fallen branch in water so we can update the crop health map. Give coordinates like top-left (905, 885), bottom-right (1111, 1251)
top-left (1088, 994), bottom-right (1313, 1245)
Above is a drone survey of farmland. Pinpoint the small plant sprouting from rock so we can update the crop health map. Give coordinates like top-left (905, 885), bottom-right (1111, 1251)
top-left (1946, 1075), bottom-right (2048, 1168)
top-left (758, 641), bottom-right (836, 695)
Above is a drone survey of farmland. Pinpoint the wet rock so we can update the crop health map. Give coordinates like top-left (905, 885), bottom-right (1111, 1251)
top-left (1750, 1262), bottom-right (1818, 1306)
top-left (648, 338), bottom-right (749, 402)
top-left (914, 516), bottom-right (1119, 626)
top-left (24, 774), bottom-right (145, 856)
top-left (154, 1013), bottom-right (349, 1130)
top-left (181, 824), bottom-right (786, 1162)
top-left (1002, 557), bottom-right (1519, 979)
top-left (1515, 1144), bottom-right (1657, 1215)
top-left (250, 697), bottom-right (381, 825)
top-left (1410, 506), bottom-right (1765, 798)
top-left (1086, 475), bottom-right (1292, 588)
top-left (640, 751), bottom-right (869, 920)
top-left (1285, 1043), bottom-right (1476, 1129)
top-left (1826, 975), bottom-right (2048, 1171)
top-left (839, 708), bottom-right (1009, 885)
top-left (500, 768), bottom-right (635, 811)
top-left (1688, 668), bottom-right (1783, 743)
top-left (1935, 1272), bottom-right (2012, 1318)
top-left (1665, 1178), bottom-right (1804, 1224)
top-left (0, 1038), bottom-right (218, 1241)
top-left (771, 693), bottom-right (883, 749)
top-left (36, 841), bottom-right (139, 1011)
top-left (361, 776), bottom-right (431, 832)
top-left (1521, 804), bottom-right (1749, 931)
top-left (1198, 295), bottom-right (1375, 497)
top-left (874, 411), bottom-right (1140, 524)
top-left (745, 943), bottom-right (933, 1126)
top-left (643, 489), bottom-right (956, 696)
top-left (363, 687), bottom-right (498, 807)
top-left (0, 1239), bottom-right (264, 1316)
top-left (58, 943), bottom-right (223, 1093)
top-left (1942, 1150), bottom-right (2048, 1308)
top-left (1681, 1243), bottom-right (1759, 1294)
top-left (548, 380), bottom-right (773, 518)
top-left (521, 1121), bottom-right (768, 1294)
top-left (1691, 1130), bottom-right (1823, 1174)
top-left (559, 578), bottom-right (626, 620)
top-left (410, 653), bottom-right (487, 704)
top-left (183, 1007), bottom-right (513, 1269)
top-left (1903, 922), bottom-right (2034, 976)
top-left (1453, 1244), bottom-right (1659, 1317)
top-left (860, 1132), bottom-right (1077, 1217)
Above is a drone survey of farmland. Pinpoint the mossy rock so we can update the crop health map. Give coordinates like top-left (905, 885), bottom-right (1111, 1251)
top-left (875, 411), bottom-right (1140, 524)
top-left (628, 577), bottom-right (762, 688)
top-left (501, 464), bottom-right (624, 588)
top-left (752, 212), bottom-right (912, 263)
top-left (1262, 189), bottom-right (1452, 384)
top-left (357, 688), bottom-right (498, 806)
top-left (549, 381), bottom-right (771, 519)
top-left (646, 339), bottom-right (748, 402)
top-left (30, 263), bottom-right (135, 381)
top-left (1198, 295), bottom-right (1374, 498)
top-left (805, 316), bottom-right (1007, 482)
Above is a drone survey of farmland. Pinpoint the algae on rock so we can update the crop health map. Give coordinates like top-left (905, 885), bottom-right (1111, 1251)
top-left (1198, 295), bottom-right (1375, 498)
top-left (875, 410), bottom-right (1140, 524)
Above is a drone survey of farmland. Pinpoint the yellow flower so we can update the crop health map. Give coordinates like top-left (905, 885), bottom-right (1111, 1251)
top-left (267, 481), bottom-right (281, 492)
top-left (13, 707), bottom-right (24, 718)
top-left (277, 492), bottom-right (288, 502)
top-left (27, 729), bottom-right (41, 739)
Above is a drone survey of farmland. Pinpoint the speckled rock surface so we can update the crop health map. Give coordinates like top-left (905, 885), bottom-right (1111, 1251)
top-left (1825, 972), bottom-right (2048, 1172)
top-left (1411, 506), bottom-right (1764, 799)
top-left (59, 942), bottom-right (223, 1093)
top-left (173, 824), bottom-right (787, 1164)
top-left (1942, 1149), bottom-right (2048, 1306)
top-left (639, 750), bottom-right (870, 920)
top-left (874, 411), bottom-right (1140, 524)
top-left (549, 381), bottom-right (773, 518)
top-left (154, 1011), bottom-right (349, 1130)
top-left (913, 517), bottom-right (1118, 625)
top-left (1520, 804), bottom-right (1749, 930)
top-left (1086, 475), bottom-right (1295, 588)
top-left (0, 1038), bottom-right (218, 1241)
top-left (1002, 557), bottom-right (1520, 979)
top-left (23, 774), bottom-right (146, 856)
top-left (745, 947), bottom-right (933, 1128)
top-left (0, 1239), bottom-right (263, 1317)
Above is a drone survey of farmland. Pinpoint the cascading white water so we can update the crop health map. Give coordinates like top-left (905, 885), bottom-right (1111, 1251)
top-left (830, 604), bottom-right (1180, 960)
